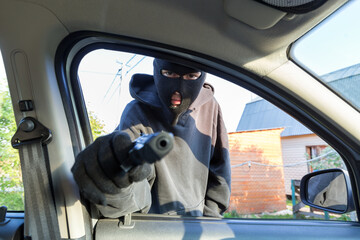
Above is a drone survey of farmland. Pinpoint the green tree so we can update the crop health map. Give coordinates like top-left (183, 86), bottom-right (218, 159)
top-left (0, 79), bottom-right (24, 210)
top-left (0, 77), bottom-right (106, 211)
top-left (88, 110), bottom-right (106, 139)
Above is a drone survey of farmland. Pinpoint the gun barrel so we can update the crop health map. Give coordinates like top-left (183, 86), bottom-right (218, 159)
top-left (120, 131), bottom-right (174, 172)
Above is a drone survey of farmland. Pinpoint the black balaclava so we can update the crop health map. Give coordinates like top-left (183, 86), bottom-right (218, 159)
top-left (153, 59), bottom-right (206, 126)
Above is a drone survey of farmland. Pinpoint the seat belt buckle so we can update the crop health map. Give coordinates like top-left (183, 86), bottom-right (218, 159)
top-left (11, 117), bottom-right (52, 149)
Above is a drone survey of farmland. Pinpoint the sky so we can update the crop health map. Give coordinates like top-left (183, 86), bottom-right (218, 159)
top-left (291, 0), bottom-right (360, 77)
top-left (1, 0), bottom-right (359, 132)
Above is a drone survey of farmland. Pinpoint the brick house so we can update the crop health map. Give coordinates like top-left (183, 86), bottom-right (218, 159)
top-left (228, 128), bottom-right (287, 214)
top-left (235, 98), bottom-right (327, 196)
top-left (234, 63), bottom-right (360, 196)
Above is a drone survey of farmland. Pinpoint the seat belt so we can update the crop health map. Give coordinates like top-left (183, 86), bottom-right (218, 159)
top-left (12, 116), bottom-right (61, 240)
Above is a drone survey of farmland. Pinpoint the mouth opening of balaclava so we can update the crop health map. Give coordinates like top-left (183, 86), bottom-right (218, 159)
top-left (153, 59), bottom-right (206, 126)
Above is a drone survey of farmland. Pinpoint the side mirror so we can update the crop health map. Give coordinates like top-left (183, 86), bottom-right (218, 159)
top-left (300, 169), bottom-right (355, 214)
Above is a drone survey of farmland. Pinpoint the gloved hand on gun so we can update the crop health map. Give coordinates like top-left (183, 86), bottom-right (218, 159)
top-left (71, 131), bottom-right (174, 206)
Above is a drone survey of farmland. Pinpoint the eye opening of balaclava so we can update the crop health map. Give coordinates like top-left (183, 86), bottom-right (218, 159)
top-left (153, 58), bottom-right (206, 126)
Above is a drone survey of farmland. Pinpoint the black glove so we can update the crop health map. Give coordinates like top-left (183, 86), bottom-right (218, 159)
top-left (71, 131), bottom-right (152, 205)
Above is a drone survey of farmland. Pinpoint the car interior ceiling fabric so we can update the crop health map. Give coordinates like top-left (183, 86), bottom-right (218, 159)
top-left (255, 0), bottom-right (328, 14)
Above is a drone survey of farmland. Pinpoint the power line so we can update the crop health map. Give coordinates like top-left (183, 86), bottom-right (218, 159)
top-left (126, 56), bottom-right (146, 75)
top-left (109, 56), bottom-right (146, 101)
top-left (103, 54), bottom-right (146, 104)
top-left (103, 67), bottom-right (123, 101)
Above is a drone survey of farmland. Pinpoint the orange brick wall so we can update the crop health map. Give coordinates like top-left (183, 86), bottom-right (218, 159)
top-left (228, 128), bottom-right (287, 214)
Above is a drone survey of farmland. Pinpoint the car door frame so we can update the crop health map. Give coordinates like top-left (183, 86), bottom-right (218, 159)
top-left (54, 31), bottom-right (360, 239)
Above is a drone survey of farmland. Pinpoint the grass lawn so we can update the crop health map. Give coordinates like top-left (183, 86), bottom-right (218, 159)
top-left (224, 199), bottom-right (353, 221)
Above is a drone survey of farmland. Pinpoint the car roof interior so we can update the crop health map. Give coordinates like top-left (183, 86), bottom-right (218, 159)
top-left (3, 0), bottom-right (346, 75)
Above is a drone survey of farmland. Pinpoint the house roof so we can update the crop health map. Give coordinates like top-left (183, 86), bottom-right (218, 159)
top-left (237, 63), bottom-right (360, 137)
top-left (236, 99), bottom-right (313, 137)
top-left (322, 63), bottom-right (360, 109)
top-left (322, 63), bottom-right (360, 82)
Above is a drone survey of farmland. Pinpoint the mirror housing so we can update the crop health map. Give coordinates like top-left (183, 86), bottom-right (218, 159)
top-left (300, 169), bottom-right (355, 214)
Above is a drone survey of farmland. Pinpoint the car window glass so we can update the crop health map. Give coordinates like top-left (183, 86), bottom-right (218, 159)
top-left (0, 50), bottom-right (24, 211)
top-left (291, 1), bottom-right (360, 111)
top-left (78, 49), bottom-right (356, 221)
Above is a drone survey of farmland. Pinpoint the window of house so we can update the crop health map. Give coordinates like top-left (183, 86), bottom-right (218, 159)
top-left (77, 49), bottom-right (356, 221)
top-left (306, 145), bottom-right (327, 160)
top-left (0, 50), bottom-right (24, 211)
top-left (306, 145), bottom-right (327, 172)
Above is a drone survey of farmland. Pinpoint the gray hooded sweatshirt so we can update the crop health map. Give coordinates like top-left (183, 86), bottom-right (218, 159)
top-left (96, 74), bottom-right (231, 218)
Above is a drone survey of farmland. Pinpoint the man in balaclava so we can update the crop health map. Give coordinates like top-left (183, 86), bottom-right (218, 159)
top-left (72, 58), bottom-right (231, 218)
top-left (153, 58), bottom-right (206, 125)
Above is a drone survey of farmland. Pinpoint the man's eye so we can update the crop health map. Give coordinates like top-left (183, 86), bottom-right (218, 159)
top-left (161, 70), bottom-right (180, 78)
top-left (188, 74), bottom-right (197, 79)
top-left (184, 72), bottom-right (201, 80)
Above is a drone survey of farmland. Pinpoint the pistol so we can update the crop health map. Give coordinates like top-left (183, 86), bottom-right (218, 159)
top-left (120, 131), bottom-right (174, 172)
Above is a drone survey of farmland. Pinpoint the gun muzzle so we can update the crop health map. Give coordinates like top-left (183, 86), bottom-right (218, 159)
top-left (120, 131), bottom-right (174, 172)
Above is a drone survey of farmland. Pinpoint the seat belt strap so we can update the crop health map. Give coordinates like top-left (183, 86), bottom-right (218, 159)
top-left (12, 117), bottom-right (60, 240)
